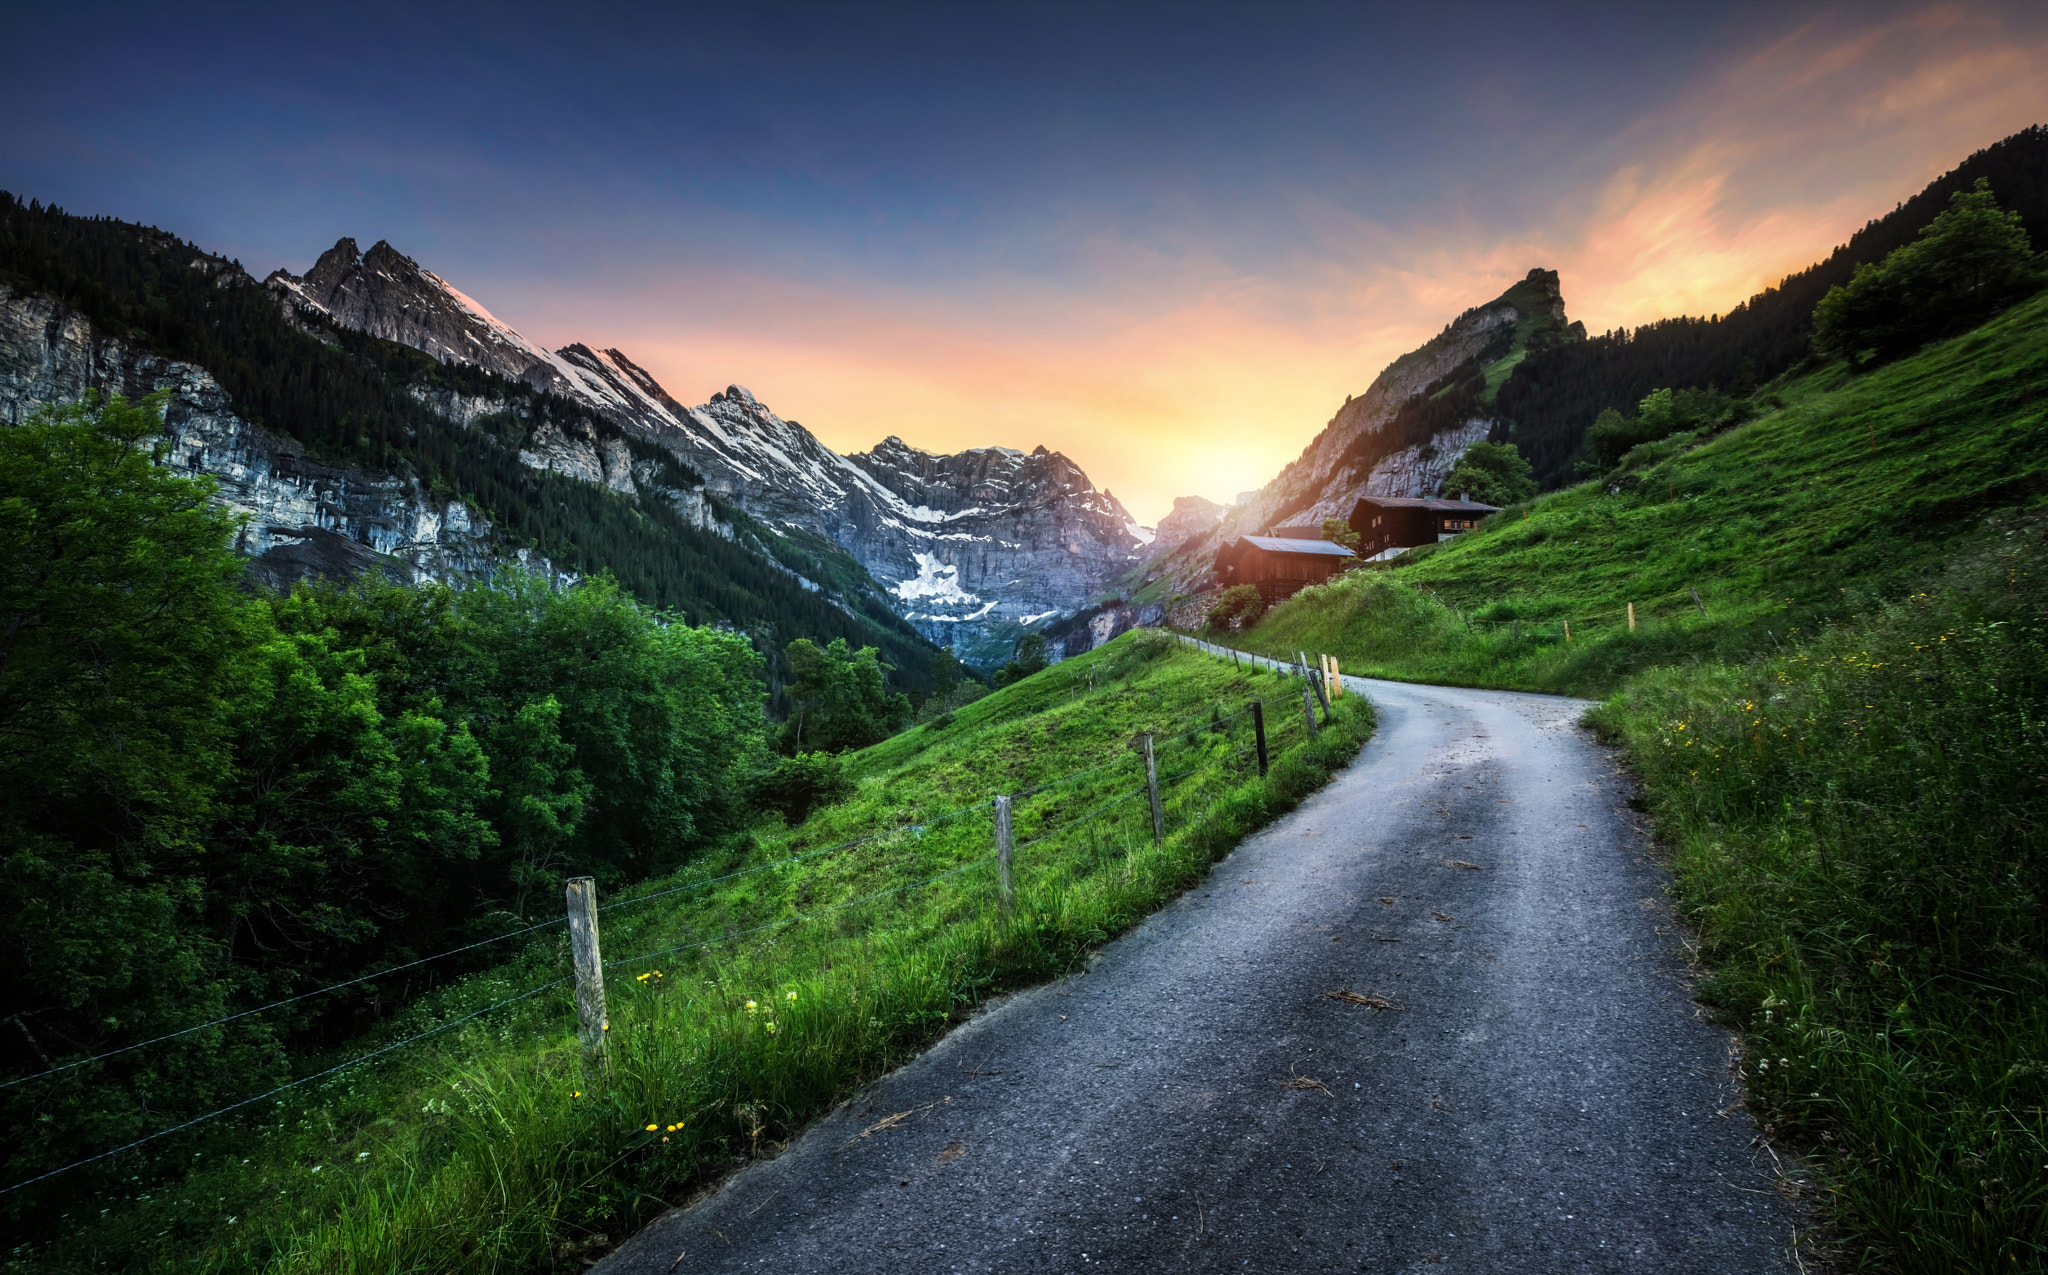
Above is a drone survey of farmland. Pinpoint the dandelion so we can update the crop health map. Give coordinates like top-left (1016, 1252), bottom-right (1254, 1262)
top-left (572, 1091), bottom-right (581, 1098)
top-left (646, 1124), bottom-right (658, 1132)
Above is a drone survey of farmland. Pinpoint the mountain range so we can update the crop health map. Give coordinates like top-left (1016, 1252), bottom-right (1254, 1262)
top-left (5, 123), bottom-right (2045, 678)
top-left (266, 237), bottom-right (1147, 665)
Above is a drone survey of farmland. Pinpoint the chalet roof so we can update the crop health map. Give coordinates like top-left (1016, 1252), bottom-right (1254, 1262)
top-left (1238, 535), bottom-right (1357, 557)
top-left (1350, 495), bottom-right (1501, 513)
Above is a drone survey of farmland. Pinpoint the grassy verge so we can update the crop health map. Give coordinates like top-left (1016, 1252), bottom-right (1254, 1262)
top-left (1196, 296), bottom-right (2048, 1270)
top-left (1588, 519), bottom-right (2047, 1270)
top-left (18, 631), bottom-right (1369, 1273)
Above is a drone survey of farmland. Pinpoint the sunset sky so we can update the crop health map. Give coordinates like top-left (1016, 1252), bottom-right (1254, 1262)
top-left (7, 1), bottom-right (2046, 523)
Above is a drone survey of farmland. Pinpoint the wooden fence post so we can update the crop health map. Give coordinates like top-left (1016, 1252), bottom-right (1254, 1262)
top-left (1141, 734), bottom-right (1165, 846)
top-left (1252, 701), bottom-right (1269, 776)
top-left (1302, 684), bottom-right (1319, 740)
top-left (1627, 602), bottom-right (1637, 632)
top-left (565, 877), bottom-right (608, 1076)
top-left (994, 795), bottom-right (1015, 919)
top-left (1310, 665), bottom-right (1332, 724)
top-left (1690, 586), bottom-right (1707, 618)
top-left (1564, 619), bottom-right (1572, 645)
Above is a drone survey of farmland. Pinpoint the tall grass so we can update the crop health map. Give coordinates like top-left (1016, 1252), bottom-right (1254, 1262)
top-left (15, 632), bottom-right (1370, 1273)
top-left (1588, 519), bottom-right (2047, 1270)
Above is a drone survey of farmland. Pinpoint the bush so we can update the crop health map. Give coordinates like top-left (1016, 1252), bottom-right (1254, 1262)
top-left (992, 632), bottom-right (1050, 688)
top-left (749, 751), bottom-right (855, 825)
top-left (1206, 584), bottom-right (1267, 630)
top-left (1439, 439), bottom-right (1536, 505)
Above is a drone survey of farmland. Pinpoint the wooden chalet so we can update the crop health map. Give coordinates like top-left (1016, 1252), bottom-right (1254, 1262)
top-left (1347, 494), bottom-right (1500, 561)
top-left (1213, 535), bottom-right (1357, 603)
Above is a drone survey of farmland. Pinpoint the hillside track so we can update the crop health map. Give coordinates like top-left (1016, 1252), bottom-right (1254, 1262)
top-left (599, 651), bottom-right (1792, 1274)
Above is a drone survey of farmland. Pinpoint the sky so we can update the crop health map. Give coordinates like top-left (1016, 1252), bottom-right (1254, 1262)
top-left (6, 0), bottom-right (2046, 523)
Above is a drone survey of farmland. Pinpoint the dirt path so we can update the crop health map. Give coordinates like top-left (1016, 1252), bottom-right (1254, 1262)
top-left (598, 654), bottom-right (1791, 1274)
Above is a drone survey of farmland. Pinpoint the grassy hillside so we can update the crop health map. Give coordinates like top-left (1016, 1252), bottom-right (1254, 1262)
top-left (1214, 291), bottom-right (2048, 1271)
top-left (13, 632), bottom-right (1369, 1274)
top-left (1237, 285), bottom-right (2048, 696)
top-left (1497, 123), bottom-right (2048, 488)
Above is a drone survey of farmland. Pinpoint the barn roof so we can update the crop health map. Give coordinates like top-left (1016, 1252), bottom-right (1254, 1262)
top-left (1238, 535), bottom-right (1357, 557)
top-left (1350, 495), bottom-right (1501, 513)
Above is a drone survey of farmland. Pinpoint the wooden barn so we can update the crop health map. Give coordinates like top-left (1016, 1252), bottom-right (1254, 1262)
top-left (1213, 535), bottom-right (1357, 603)
top-left (1347, 494), bottom-right (1500, 561)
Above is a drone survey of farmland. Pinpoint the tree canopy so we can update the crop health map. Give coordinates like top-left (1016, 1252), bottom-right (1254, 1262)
top-left (1439, 440), bottom-right (1536, 506)
top-left (1, 394), bottom-right (768, 1197)
top-left (1813, 179), bottom-right (2040, 365)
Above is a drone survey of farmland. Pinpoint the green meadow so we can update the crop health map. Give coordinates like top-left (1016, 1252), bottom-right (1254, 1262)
top-left (18, 632), bottom-right (1369, 1274)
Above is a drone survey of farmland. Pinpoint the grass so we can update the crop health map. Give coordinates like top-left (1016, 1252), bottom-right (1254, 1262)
top-left (1203, 290), bottom-right (2048, 1271)
top-left (11, 631), bottom-right (1371, 1273)
top-left (1587, 520), bottom-right (2047, 1271)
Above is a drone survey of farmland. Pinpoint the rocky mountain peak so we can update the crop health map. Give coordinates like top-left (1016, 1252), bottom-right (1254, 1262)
top-left (1132, 267), bottom-right (1584, 596)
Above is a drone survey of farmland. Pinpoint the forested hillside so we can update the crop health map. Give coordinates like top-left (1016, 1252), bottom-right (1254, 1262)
top-left (0, 193), bottom-right (939, 681)
top-left (1498, 123), bottom-right (2048, 487)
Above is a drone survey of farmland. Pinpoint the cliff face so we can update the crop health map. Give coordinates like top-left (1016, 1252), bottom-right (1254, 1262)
top-left (0, 281), bottom-right (547, 588)
top-left (271, 237), bottom-right (1143, 665)
top-left (1135, 268), bottom-right (1583, 598)
top-left (842, 436), bottom-right (1146, 661)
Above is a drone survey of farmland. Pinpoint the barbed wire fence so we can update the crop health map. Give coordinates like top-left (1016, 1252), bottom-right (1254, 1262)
top-left (1, 641), bottom-right (1337, 1198)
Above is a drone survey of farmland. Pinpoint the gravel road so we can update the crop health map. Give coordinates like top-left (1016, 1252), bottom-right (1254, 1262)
top-left (598, 651), bottom-right (1792, 1274)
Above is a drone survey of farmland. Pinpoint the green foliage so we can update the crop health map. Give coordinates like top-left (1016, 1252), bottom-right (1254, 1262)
top-left (779, 638), bottom-right (912, 753)
top-left (1438, 439), bottom-right (1535, 505)
top-left (928, 648), bottom-right (964, 700)
top-left (991, 632), bottom-right (1050, 689)
top-left (1497, 124), bottom-right (2048, 488)
top-left (0, 395), bottom-right (769, 1211)
top-left (1585, 386), bottom-right (1736, 471)
top-left (1206, 583), bottom-right (1267, 630)
top-left (1318, 516), bottom-right (1361, 550)
top-left (1814, 179), bottom-right (2040, 366)
top-left (747, 752), bottom-right (855, 826)
top-left (1588, 521), bottom-right (2048, 1269)
top-left (32, 635), bottom-right (1370, 1273)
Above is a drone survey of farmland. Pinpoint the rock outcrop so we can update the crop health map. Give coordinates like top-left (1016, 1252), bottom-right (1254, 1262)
top-left (0, 281), bottom-right (547, 589)
top-left (1134, 268), bottom-right (1584, 599)
top-left (841, 436), bottom-right (1146, 661)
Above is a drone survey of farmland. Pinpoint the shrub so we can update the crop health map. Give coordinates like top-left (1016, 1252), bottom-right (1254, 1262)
top-left (1206, 584), bottom-right (1267, 630)
top-left (749, 751), bottom-right (855, 825)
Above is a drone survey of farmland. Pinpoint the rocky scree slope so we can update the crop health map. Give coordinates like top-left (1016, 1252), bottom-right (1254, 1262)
top-left (273, 238), bottom-right (1146, 663)
top-left (1135, 268), bottom-right (1583, 598)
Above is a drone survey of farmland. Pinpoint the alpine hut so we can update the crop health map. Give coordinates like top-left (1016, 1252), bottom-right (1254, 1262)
top-left (1213, 534), bottom-right (1357, 604)
top-left (1347, 493), bottom-right (1499, 562)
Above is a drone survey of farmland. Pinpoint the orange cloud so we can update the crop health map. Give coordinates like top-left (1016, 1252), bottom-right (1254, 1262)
top-left (521, 5), bottom-right (2046, 525)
